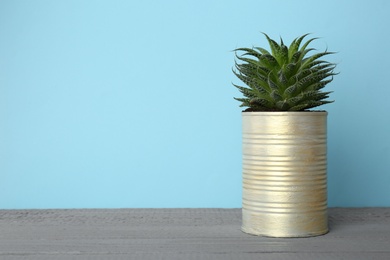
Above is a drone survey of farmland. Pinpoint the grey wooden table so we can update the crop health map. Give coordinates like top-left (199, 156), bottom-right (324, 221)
top-left (0, 208), bottom-right (389, 259)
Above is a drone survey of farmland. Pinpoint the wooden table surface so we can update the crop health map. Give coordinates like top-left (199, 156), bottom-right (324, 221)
top-left (0, 208), bottom-right (389, 259)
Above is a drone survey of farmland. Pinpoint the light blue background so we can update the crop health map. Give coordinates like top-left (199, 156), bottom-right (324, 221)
top-left (1, 0), bottom-right (389, 209)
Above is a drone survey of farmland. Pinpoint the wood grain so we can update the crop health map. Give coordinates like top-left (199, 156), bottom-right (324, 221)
top-left (0, 208), bottom-right (389, 259)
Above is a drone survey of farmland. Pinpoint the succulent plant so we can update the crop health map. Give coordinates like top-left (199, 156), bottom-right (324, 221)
top-left (233, 33), bottom-right (337, 111)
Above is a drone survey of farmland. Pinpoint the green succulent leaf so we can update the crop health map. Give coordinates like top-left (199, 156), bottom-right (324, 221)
top-left (270, 90), bottom-right (283, 101)
top-left (299, 37), bottom-right (319, 52)
top-left (259, 54), bottom-right (279, 70)
top-left (233, 33), bottom-right (338, 111)
top-left (262, 33), bottom-right (281, 57)
top-left (234, 97), bottom-right (251, 108)
top-left (278, 70), bottom-right (288, 89)
top-left (276, 100), bottom-right (290, 110)
top-left (278, 43), bottom-right (289, 66)
top-left (302, 51), bottom-right (335, 69)
top-left (250, 97), bottom-right (274, 108)
top-left (288, 33), bottom-right (309, 60)
top-left (234, 48), bottom-right (262, 60)
top-left (254, 47), bottom-right (270, 55)
top-left (284, 84), bottom-right (297, 97)
top-left (283, 63), bottom-right (298, 79)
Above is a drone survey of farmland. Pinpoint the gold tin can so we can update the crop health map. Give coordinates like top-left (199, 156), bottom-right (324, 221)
top-left (241, 111), bottom-right (328, 237)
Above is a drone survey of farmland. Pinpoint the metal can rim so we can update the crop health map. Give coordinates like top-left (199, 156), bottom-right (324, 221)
top-left (242, 111), bottom-right (328, 116)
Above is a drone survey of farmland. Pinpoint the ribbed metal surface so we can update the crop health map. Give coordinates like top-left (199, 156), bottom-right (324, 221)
top-left (241, 111), bottom-right (328, 237)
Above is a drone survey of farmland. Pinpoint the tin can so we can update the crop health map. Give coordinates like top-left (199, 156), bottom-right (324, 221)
top-left (241, 111), bottom-right (328, 237)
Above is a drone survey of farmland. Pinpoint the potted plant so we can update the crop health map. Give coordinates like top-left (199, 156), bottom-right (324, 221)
top-left (233, 33), bottom-right (337, 237)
